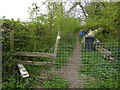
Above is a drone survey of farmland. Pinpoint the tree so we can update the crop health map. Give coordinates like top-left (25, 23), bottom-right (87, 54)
top-left (79, 2), bottom-right (118, 41)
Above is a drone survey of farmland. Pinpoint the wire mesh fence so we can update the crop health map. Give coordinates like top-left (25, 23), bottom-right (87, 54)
top-left (80, 42), bottom-right (119, 88)
top-left (2, 30), bottom-right (119, 88)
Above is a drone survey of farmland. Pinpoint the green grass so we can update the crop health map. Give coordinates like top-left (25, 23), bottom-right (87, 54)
top-left (80, 48), bottom-right (119, 88)
top-left (43, 75), bottom-right (68, 88)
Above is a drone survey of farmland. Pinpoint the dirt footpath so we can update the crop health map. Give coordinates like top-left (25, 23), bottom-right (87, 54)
top-left (56, 33), bottom-right (83, 88)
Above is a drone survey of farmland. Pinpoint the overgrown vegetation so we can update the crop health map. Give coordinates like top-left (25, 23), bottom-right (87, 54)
top-left (79, 2), bottom-right (119, 42)
top-left (43, 75), bottom-right (68, 88)
top-left (1, 2), bottom-right (78, 88)
top-left (78, 2), bottom-right (119, 88)
top-left (1, 1), bottom-right (119, 89)
top-left (80, 48), bottom-right (119, 88)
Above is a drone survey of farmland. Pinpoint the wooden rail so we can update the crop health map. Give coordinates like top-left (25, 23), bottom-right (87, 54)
top-left (14, 31), bottom-right (61, 59)
top-left (14, 52), bottom-right (56, 58)
top-left (17, 61), bottom-right (55, 66)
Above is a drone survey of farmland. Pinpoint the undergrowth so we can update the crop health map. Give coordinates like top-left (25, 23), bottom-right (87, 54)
top-left (2, 33), bottom-right (76, 88)
top-left (43, 75), bottom-right (68, 88)
top-left (80, 47), bottom-right (119, 88)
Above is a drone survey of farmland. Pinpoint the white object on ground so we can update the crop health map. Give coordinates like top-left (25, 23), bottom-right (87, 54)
top-left (17, 64), bottom-right (29, 78)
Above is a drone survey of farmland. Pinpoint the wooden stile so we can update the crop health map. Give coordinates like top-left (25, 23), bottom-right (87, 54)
top-left (12, 31), bottom-right (61, 78)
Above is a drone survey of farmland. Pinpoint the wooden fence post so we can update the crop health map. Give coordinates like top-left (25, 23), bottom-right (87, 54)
top-left (0, 28), bottom-right (3, 88)
top-left (54, 31), bottom-right (61, 60)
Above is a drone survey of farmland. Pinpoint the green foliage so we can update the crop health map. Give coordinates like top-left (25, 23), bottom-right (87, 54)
top-left (0, 19), bottom-right (4, 26)
top-left (43, 75), bottom-right (68, 88)
top-left (1, 2), bottom-right (80, 89)
top-left (81, 48), bottom-right (119, 88)
top-left (80, 2), bottom-right (118, 42)
top-left (62, 17), bottom-right (79, 34)
top-left (1, 1), bottom-right (119, 89)
top-left (2, 71), bottom-right (27, 89)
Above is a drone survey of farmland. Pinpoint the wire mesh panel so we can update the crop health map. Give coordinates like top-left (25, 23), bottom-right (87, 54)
top-left (81, 42), bottom-right (119, 88)
top-left (2, 29), bottom-right (119, 88)
top-left (14, 32), bottom-right (119, 88)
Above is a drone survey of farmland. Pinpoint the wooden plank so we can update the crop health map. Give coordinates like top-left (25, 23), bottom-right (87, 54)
top-left (14, 52), bottom-right (56, 58)
top-left (17, 64), bottom-right (29, 78)
top-left (17, 61), bottom-right (55, 66)
top-left (95, 45), bottom-right (114, 61)
top-left (95, 45), bottom-right (112, 56)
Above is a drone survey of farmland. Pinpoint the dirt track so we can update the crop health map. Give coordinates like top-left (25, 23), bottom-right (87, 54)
top-left (56, 33), bottom-right (83, 88)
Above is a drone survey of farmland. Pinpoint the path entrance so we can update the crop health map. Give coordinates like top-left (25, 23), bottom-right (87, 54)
top-left (56, 33), bottom-right (83, 88)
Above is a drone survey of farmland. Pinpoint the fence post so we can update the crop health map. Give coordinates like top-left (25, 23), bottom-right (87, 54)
top-left (54, 31), bottom-right (61, 60)
top-left (0, 28), bottom-right (3, 89)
